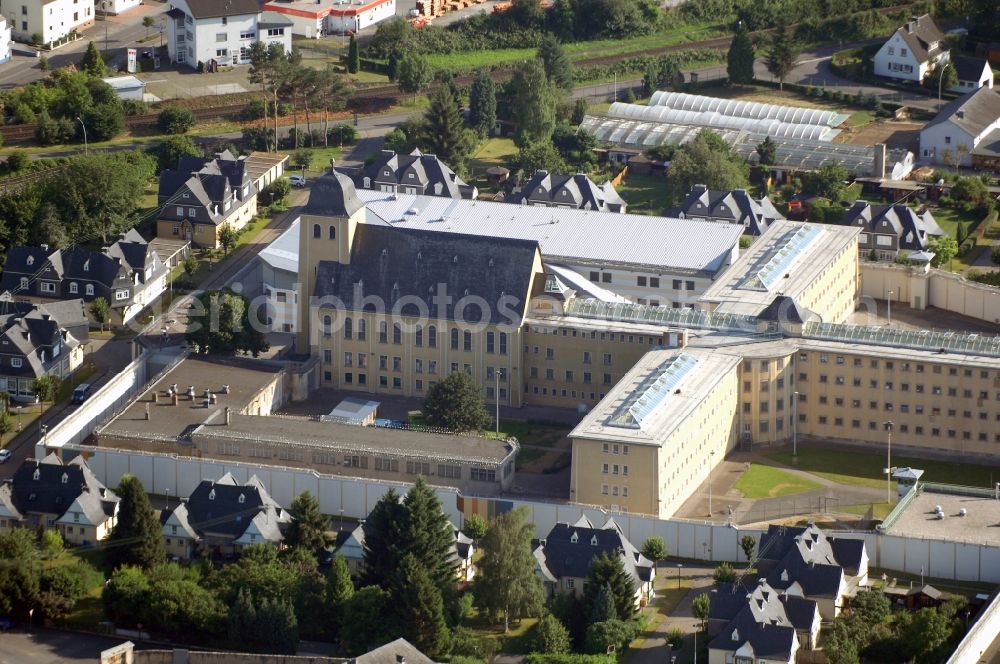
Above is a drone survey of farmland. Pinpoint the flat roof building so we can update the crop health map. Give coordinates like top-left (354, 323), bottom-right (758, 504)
top-left (699, 220), bottom-right (861, 323)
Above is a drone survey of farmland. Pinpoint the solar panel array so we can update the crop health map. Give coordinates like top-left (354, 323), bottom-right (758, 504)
top-left (610, 352), bottom-right (701, 429)
top-left (609, 102), bottom-right (834, 141)
top-left (566, 298), bottom-right (763, 333)
top-left (803, 323), bottom-right (1000, 358)
top-left (649, 91), bottom-right (840, 127)
top-left (740, 224), bottom-right (825, 292)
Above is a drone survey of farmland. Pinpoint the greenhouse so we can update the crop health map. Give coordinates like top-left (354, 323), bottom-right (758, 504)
top-left (648, 91), bottom-right (847, 128)
top-left (608, 102), bottom-right (838, 141)
top-left (803, 323), bottom-right (1000, 358)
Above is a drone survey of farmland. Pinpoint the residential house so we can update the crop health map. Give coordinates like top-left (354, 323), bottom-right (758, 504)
top-left (0, 299), bottom-right (87, 402)
top-left (164, 0), bottom-right (292, 69)
top-left (671, 185), bottom-right (785, 236)
top-left (0, 14), bottom-right (11, 64)
top-left (842, 201), bottom-right (946, 261)
top-left (707, 607), bottom-right (800, 664)
top-left (0, 230), bottom-right (168, 325)
top-left (159, 473), bottom-right (290, 559)
top-left (157, 151), bottom-right (259, 248)
top-left (919, 86), bottom-right (1000, 166)
top-left (352, 638), bottom-right (436, 664)
top-left (950, 55), bottom-right (994, 94)
top-left (757, 523), bottom-right (869, 620)
top-left (0, 0), bottom-right (94, 47)
top-left (873, 15), bottom-right (949, 83)
top-left (533, 516), bottom-right (656, 608)
top-left (509, 171), bottom-right (626, 213)
top-left (354, 149), bottom-right (477, 199)
top-left (335, 518), bottom-right (476, 582)
top-left (0, 455), bottom-right (119, 546)
top-left (709, 581), bottom-right (821, 650)
top-left (96, 0), bottom-right (140, 15)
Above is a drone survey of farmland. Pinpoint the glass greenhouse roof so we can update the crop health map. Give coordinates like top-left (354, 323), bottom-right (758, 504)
top-left (740, 224), bottom-right (824, 291)
top-left (803, 323), bottom-right (1000, 358)
top-left (610, 353), bottom-right (700, 429)
top-left (649, 91), bottom-right (842, 127)
top-left (608, 102), bottom-right (835, 141)
top-left (565, 298), bottom-right (763, 333)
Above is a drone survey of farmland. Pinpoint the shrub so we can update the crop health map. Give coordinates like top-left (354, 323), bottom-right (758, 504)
top-left (122, 99), bottom-right (149, 116)
top-left (158, 106), bottom-right (196, 134)
top-left (240, 100), bottom-right (266, 121)
top-left (328, 123), bottom-right (359, 145)
top-left (713, 562), bottom-right (737, 583)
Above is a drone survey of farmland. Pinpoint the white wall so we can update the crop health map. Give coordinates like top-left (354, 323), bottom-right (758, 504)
top-left (919, 118), bottom-right (999, 166)
top-left (166, 0), bottom-right (291, 68)
top-left (0, 16), bottom-right (10, 63)
top-left (947, 592), bottom-right (1000, 664)
top-left (4, 0), bottom-right (94, 43)
top-left (97, 0), bottom-right (141, 15)
top-left (874, 31), bottom-right (946, 83)
top-left (326, 0), bottom-right (396, 33)
top-left (860, 262), bottom-right (1000, 324)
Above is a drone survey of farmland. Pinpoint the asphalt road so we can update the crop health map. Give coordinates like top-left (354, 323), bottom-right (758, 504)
top-left (0, 628), bottom-right (133, 663)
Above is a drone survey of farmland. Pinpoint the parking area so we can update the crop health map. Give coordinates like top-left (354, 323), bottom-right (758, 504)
top-left (0, 629), bottom-right (137, 663)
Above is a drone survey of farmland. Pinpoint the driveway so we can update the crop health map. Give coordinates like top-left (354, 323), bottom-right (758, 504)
top-left (628, 562), bottom-right (718, 664)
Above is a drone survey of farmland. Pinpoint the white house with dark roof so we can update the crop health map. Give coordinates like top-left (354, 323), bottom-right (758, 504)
top-left (0, 455), bottom-right (119, 546)
top-left (0, 299), bottom-right (87, 402)
top-left (160, 473), bottom-right (290, 559)
top-left (919, 86), bottom-right (1000, 166)
top-left (842, 201), bottom-right (945, 261)
top-left (873, 14), bottom-right (949, 82)
top-left (0, 0), bottom-right (94, 47)
top-left (950, 55), bottom-right (994, 94)
top-left (165, 0), bottom-right (292, 69)
top-left (96, 0), bottom-right (141, 15)
top-left (354, 149), bottom-right (477, 200)
top-left (533, 515), bottom-right (655, 608)
top-left (509, 171), bottom-right (626, 213)
top-left (671, 184), bottom-right (785, 236)
top-left (335, 517), bottom-right (476, 582)
top-left (156, 151), bottom-right (258, 248)
top-left (709, 581), bottom-right (821, 651)
top-left (0, 230), bottom-right (168, 325)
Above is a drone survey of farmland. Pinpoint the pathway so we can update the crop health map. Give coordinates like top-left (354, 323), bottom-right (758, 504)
top-left (627, 563), bottom-right (717, 664)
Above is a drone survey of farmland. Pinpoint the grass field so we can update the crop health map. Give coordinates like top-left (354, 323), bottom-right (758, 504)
top-left (615, 173), bottom-right (671, 216)
top-left (463, 608), bottom-right (538, 655)
top-left (840, 502), bottom-right (894, 519)
top-left (766, 446), bottom-right (1000, 489)
top-left (733, 464), bottom-right (823, 499)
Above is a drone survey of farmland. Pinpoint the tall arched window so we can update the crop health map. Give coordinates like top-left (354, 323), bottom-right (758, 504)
top-left (323, 315), bottom-right (332, 336)
top-left (329, 226), bottom-right (336, 240)
top-left (428, 325), bottom-right (437, 348)
top-left (415, 325), bottom-right (423, 347)
top-left (358, 319), bottom-right (367, 340)
top-left (463, 330), bottom-right (472, 352)
top-left (313, 223), bottom-right (321, 238)
top-left (450, 328), bottom-right (459, 350)
top-left (393, 323), bottom-right (402, 344)
top-left (344, 317), bottom-right (352, 339)
top-left (378, 321), bottom-right (388, 343)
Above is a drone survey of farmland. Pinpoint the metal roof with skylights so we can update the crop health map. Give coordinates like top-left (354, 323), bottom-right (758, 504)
top-left (803, 323), bottom-right (1000, 358)
top-left (740, 224), bottom-right (825, 292)
top-left (609, 352), bottom-right (700, 429)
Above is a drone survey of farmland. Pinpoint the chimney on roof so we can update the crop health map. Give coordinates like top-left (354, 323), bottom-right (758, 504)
top-left (225, 407), bottom-right (231, 426)
top-left (873, 143), bottom-right (887, 179)
top-left (907, 19), bottom-right (914, 33)
top-left (40, 244), bottom-right (49, 252)
top-left (396, 656), bottom-right (406, 664)
top-left (145, 403), bottom-right (150, 421)
top-left (956, 110), bottom-right (965, 119)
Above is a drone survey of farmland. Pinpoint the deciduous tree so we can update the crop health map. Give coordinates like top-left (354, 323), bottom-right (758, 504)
top-left (422, 370), bottom-right (490, 432)
top-left (665, 129), bottom-right (749, 204)
top-left (153, 134), bottom-right (201, 174)
top-left (185, 289), bottom-right (269, 357)
top-left (218, 224), bottom-right (238, 256)
top-left (463, 514), bottom-right (488, 541)
top-left (475, 507), bottom-right (544, 632)
top-left (290, 148), bottom-right (313, 177)
top-left (640, 536), bottom-right (667, 564)
top-left (397, 54), bottom-right (432, 101)
top-left (531, 612), bottom-right (571, 654)
top-left (508, 60), bottom-right (557, 146)
top-left (158, 106), bottom-right (195, 134)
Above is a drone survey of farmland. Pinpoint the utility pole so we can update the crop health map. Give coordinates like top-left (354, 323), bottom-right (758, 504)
top-left (885, 421), bottom-right (894, 504)
top-left (938, 61), bottom-right (950, 101)
top-left (792, 391), bottom-right (798, 458)
top-left (76, 117), bottom-right (88, 152)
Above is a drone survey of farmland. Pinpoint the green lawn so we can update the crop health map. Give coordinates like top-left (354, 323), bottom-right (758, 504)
top-left (733, 463), bottom-right (823, 499)
top-left (766, 447), bottom-right (1000, 489)
top-left (462, 607), bottom-right (538, 655)
top-left (840, 502), bottom-right (894, 519)
top-left (615, 173), bottom-right (671, 216)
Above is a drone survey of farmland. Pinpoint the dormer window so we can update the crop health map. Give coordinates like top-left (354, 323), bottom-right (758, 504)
top-left (590, 535), bottom-right (598, 546)
top-left (26, 256), bottom-right (34, 266)
top-left (209, 488), bottom-right (216, 500)
top-left (83, 260), bottom-right (89, 272)
top-left (732, 628), bottom-right (739, 641)
top-left (570, 531), bottom-right (579, 543)
top-left (69, 282), bottom-right (78, 294)
top-left (33, 468), bottom-right (40, 480)
top-left (238, 493), bottom-right (246, 504)
top-left (61, 472), bottom-right (68, 484)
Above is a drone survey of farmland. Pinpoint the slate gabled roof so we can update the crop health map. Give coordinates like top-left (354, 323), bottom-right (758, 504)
top-left (359, 149), bottom-right (472, 199)
top-left (9, 456), bottom-right (115, 522)
top-left (708, 606), bottom-right (798, 659)
top-left (181, 0), bottom-right (260, 20)
top-left (894, 14), bottom-right (947, 64)
top-left (756, 295), bottom-right (817, 325)
top-left (843, 201), bottom-right (945, 251)
top-left (952, 56), bottom-right (990, 83)
top-left (513, 171), bottom-right (626, 212)
top-left (711, 581), bottom-right (818, 633)
top-left (312, 225), bottom-right (540, 325)
top-left (306, 171), bottom-right (366, 218)
top-left (176, 474), bottom-right (287, 543)
top-left (672, 185), bottom-right (785, 236)
top-left (533, 517), bottom-right (653, 588)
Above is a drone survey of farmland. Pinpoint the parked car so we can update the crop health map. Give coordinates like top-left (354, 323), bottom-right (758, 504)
top-left (289, 175), bottom-right (307, 188)
top-left (72, 383), bottom-right (93, 405)
top-left (0, 449), bottom-right (10, 464)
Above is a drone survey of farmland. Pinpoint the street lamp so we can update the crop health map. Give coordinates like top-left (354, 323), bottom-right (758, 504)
top-left (495, 368), bottom-right (504, 435)
top-left (792, 391), bottom-right (799, 458)
top-left (938, 61), bottom-right (951, 101)
top-left (76, 116), bottom-right (88, 153)
top-left (884, 421), bottom-right (894, 505)
top-left (887, 290), bottom-right (893, 327)
top-left (676, 563), bottom-right (682, 588)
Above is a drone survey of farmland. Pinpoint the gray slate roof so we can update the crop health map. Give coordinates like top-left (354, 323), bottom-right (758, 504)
top-left (167, 472), bottom-right (288, 543)
top-left (533, 516), bottom-right (653, 586)
top-left (924, 86), bottom-right (1000, 138)
top-left (358, 150), bottom-right (474, 200)
top-left (158, 152), bottom-right (256, 228)
top-left (8, 456), bottom-right (117, 522)
top-left (511, 171), bottom-right (626, 213)
top-left (758, 523), bottom-right (863, 598)
top-left (708, 606), bottom-right (798, 659)
top-left (306, 171), bottom-right (366, 218)
top-left (951, 56), bottom-right (990, 83)
top-left (352, 638), bottom-right (436, 664)
top-left (711, 581), bottom-right (817, 632)
top-left (671, 185), bottom-right (785, 236)
top-left (312, 225), bottom-right (539, 325)
top-left (843, 201), bottom-right (945, 251)
top-left (0, 299), bottom-right (86, 379)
